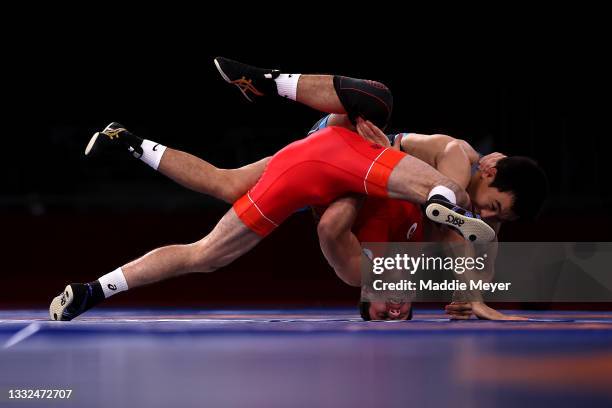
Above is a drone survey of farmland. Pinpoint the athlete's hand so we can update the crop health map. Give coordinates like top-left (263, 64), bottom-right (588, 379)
top-left (471, 302), bottom-right (528, 321)
top-left (356, 117), bottom-right (390, 147)
top-left (478, 152), bottom-right (507, 172)
top-left (445, 302), bottom-right (473, 320)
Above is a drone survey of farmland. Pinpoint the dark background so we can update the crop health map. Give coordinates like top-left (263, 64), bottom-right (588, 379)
top-left (2, 11), bottom-right (610, 308)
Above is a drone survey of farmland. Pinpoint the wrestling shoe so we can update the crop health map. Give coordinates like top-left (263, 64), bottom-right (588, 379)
top-left (214, 57), bottom-right (280, 102)
top-left (49, 283), bottom-right (100, 321)
top-left (85, 122), bottom-right (144, 158)
top-left (425, 198), bottom-right (496, 243)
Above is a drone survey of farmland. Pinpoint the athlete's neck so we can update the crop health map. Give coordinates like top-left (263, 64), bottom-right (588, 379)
top-left (466, 171), bottom-right (481, 199)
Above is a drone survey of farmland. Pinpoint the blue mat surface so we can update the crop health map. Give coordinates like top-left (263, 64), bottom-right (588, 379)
top-left (1, 308), bottom-right (612, 408)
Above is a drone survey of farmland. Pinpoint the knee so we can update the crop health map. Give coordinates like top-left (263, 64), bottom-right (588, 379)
top-left (209, 170), bottom-right (244, 204)
top-left (219, 179), bottom-right (244, 204)
top-left (333, 76), bottom-right (393, 130)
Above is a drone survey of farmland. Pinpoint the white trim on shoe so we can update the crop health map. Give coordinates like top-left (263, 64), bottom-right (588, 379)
top-left (49, 284), bottom-right (75, 321)
top-left (84, 132), bottom-right (99, 156)
top-left (214, 58), bottom-right (254, 102)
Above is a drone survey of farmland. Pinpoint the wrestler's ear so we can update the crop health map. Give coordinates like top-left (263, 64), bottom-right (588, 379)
top-left (481, 166), bottom-right (497, 181)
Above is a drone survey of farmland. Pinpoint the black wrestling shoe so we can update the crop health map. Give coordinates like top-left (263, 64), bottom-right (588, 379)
top-left (425, 198), bottom-right (496, 243)
top-left (85, 122), bottom-right (144, 158)
top-left (214, 57), bottom-right (280, 102)
top-left (49, 283), bottom-right (99, 321)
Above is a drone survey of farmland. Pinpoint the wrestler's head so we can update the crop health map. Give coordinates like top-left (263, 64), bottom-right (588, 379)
top-left (467, 156), bottom-right (548, 222)
top-left (359, 301), bottom-right (412, 321)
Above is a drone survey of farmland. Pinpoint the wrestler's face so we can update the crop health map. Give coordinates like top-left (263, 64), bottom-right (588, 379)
top-left (368, 301), bottom-right (412, 320)
top-left (469, 169), bottom-right (517, 222)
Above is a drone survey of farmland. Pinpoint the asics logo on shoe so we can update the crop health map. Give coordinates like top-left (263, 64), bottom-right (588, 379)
top-left (102, 128), bottom-right (126, 140)
top-left (231, 77), bottom-right (264, 97)
top-left (446, 215), bottom-right (465, 227)
top-left (107, 284), bottom-right (117, 291)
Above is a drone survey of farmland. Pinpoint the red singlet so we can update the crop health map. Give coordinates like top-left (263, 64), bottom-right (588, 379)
top-left (233, 126), bottom-right (406, 236)
top-left (353, 197), bottom-right (424, 243)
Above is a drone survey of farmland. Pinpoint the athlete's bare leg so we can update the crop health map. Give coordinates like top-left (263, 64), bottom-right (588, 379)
top-left (387, 155), bottom-right (470, 208)
top-left (50, 207), bottom-right (262, 320)
top-left (296, 75), bottom-right (346, 114)
top-left (215, 58), bottom-right (391, 132)
top-left (158, 148), bottom-right (269, 203)
top-left (85, 123), bottom-right (270, 204)
top-left (121, 208), bottom-right (260, 288)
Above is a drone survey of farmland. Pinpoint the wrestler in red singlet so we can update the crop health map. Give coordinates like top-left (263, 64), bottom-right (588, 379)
top-left (233, 126), bottom-right (407, 236)
top-left (308, 117), bottom-right (425, 244)
top-left (353, 197), bottom-right (424, 243)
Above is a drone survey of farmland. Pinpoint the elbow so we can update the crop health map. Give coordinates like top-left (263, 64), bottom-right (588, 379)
top-left (338, 271), bottom-right (361, 287)
top-left (317, 217), bottom-right (344, 242)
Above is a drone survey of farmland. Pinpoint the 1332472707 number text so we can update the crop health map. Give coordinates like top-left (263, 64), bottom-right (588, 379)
top-left (8, 389), bottom-right (73, 399)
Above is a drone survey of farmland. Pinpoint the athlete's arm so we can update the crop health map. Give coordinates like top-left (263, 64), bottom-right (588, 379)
top-left (439, 232), bottom-right (527, 320)
top-left (353, 123), bottom-right (479, 189)
top-left (468, 237), bottom-right (524, 320)
top-left (446, 302), bottom-right (528, 321)
top-left (316, 195), bottom-right (364, 287)
top-left (436, 139), bottom-right (477, 189)
top-left (400, 134), bottom-right (479, 189)
top-left (158, 148), bottom-right (270, 203)
top-left (471, 302), bottom-right (528, 320)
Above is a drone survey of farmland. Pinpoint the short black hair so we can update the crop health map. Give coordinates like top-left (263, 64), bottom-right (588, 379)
top-left (490, 156), bottom-right (548, 220)
top-left (359, 301), bottom-right (372, 321)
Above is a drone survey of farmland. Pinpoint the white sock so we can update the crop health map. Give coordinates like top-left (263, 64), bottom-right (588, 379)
top-left (140, 139), bottom-right (167, 170)
top-left (98, 267), bottom-right (129, 298)
top-left (274, 73), bottom-right (301, 100)
top-left (428, 185), bottom-right (457, 204)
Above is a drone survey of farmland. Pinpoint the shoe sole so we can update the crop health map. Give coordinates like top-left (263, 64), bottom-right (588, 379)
top-left (84, 132), bottom-right (99, 156)
top-left (214, 58), bottom-right (254, 103)
top-left (49, 285), bottom-right (74, 321)
top-left (425, 203), bottom-right (496, 243)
